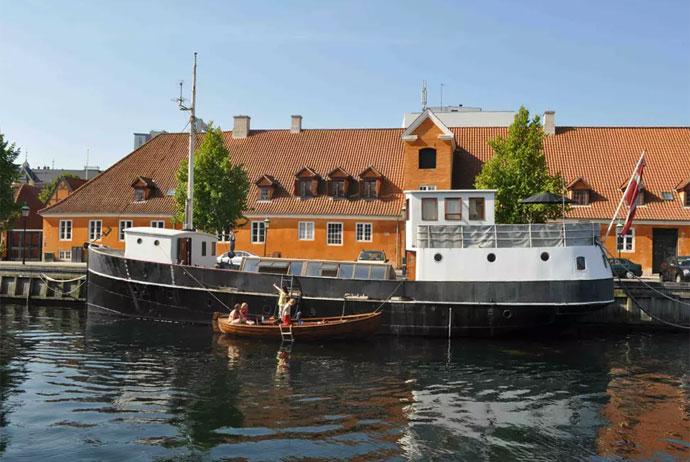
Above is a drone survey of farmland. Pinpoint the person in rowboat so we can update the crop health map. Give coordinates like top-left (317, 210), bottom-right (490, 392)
top-left (273, 284), bottom-right (289, 313)
top-left (240, 302), bottom-right (255, 325)
top-left (229, 304), bottom-right (243, 324)
top-left (282, 298), bottom-right (296, 326)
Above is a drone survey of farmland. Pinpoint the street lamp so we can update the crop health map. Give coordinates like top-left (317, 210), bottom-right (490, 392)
top-left (263, 217), bottom-right (270, 257)
top-left (21, 202), bottom-right (29, 265)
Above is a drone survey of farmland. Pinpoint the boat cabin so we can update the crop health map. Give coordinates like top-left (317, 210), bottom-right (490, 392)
top-left (123, 227), bottom-right (218, 267)
top-left (241, 256), bottom-right (397, 280)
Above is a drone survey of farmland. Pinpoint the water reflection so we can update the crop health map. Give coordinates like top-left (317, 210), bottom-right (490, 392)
top-left (0, 303), bottom-right (688, 461)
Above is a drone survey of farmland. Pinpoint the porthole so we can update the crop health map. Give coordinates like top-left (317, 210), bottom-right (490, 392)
top-left (137, 238), bottom-right (143, 244)
top-left (502, 309), bottom-right (512, 319)
top-left (154, 240), bottom-right (160, 246)
top-left (434, 253), bottom-right (443, 262)
top-left (541, 252), bottom-right (549, 262)
top-left (487, 253), bottom-right (496, 262)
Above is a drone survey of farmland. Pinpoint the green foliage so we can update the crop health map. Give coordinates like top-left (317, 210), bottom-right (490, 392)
top-left (474, 106), bottom-right (565, 223)
top-left (38, 173), bottom-right (80, 204)
top-left (0, 132), bottom-right (20, 230)
top-left (173, 124), bottom-right (249, 233)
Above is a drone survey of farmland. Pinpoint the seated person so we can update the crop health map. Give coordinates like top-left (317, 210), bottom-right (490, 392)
top-left (229, 303), bottom-right (243, 324)
top-left (240, 302), bottom-right (254, 325)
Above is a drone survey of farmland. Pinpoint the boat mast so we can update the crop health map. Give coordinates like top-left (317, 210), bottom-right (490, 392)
top-left (179, 52), bottom-right (197, 231)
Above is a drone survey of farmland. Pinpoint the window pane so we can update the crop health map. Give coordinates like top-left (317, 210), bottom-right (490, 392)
top-left (445, 198), bottom-right (461, 220)
top-left (327, 223), bottom-right (343, 245)
top-left (354, 264), bottom-right (370, 279)
top-left (422, 198), bottom-right (438, 220)
top-left (370, 265), bottom-right (386, 280)
top-left (419, 148), bottom-right (437, 169)
top-left (576, 256), bottom-right (586, 270)
top-left (338, 264), bottom-right (354, 278)
top-left (243, 259), bottom-right (259, 272)
top-left (289, 261), bottom-right (304, 276)
top-left (306, 262), bottom-right (321, 276)
top-left (469, 198), bottom-right (485, 220)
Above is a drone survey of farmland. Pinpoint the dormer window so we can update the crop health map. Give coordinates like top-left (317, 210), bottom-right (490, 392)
top-left (131, 176), bottom-right (156, 203)
top-left (299, 179), bottom-right (311, 197)
top-left (259, 187), bottom-right (270, 201)
top-left (255, 174), bottom-right (277, 201)
top-left (294, 167), bottom-right (319, 198)
top-left (619, 178), bottom-right (646, 206)
top-left (327, 167), bottom-right (352, 199)
top-left (359, 165), bottom-right (384, 200)
top-left (567, 177), bottom-right (592, 206)
top-left (333, 180), bottom-right (345, 198)
top-left (674, 177), bottom-right (690, 207)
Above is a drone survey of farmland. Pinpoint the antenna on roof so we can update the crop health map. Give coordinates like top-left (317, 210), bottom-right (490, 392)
top-left (173, 80), bottom-right (187, 108)
top-left (421, 80), bottom-right (427, 111)
top-left (176, 54), bottom-right (197, 231)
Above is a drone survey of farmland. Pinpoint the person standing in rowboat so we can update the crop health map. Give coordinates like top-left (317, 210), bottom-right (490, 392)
top-left (281, 298), bottom-right (296, 326)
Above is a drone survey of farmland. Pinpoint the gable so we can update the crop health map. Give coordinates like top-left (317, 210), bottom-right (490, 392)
top-left (402, 109), bottom-right (456, 149)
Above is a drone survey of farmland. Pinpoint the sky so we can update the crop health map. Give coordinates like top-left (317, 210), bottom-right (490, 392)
top-left (1, 0), bottom-right (689, 170)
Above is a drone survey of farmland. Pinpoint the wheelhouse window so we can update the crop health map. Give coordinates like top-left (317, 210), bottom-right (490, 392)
top-left (327, 222), bottom-right (343, 245)
top-left (616, 227), bottom-right (634, 252)
top-left (356, 223), bottom-right (372, 242)
top-left (572, 190), bottom-right (590, 206)
top-left (421, 198), bottom-right (438, 221)
top-left (445, 198), bottom-right (462, 220)
top-left (119, 220), bottom-right (133, 241)
top-left (201, 241), bottom-right (207, 257)
top-left (298, 221), bottom-right (314, 240)
top-left (251, 221), bottom-right (265, 243)
top-left (419, 148), bottom-right (437, 169)
top-left (89, 220), bottom-right (102, 241)
top-left (363, 180), bottom-right (377, 199)
top-left (59, 220), bottom-right (72, 241)
top-left (469, 198), bottom-right (485, 221)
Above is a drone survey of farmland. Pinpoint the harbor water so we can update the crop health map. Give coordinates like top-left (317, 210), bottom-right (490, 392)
top-left (0, 303), bottom-right (688, 461)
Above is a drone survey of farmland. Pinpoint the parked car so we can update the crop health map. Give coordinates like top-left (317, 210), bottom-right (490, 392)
top-left (217, 250), bottom-right (256, 267)
top-left (659, 256), bottom-right (690, 282)
top-left (607, 258), bottom-right (642, 278)
top-left (357, 250), bottom-right (387, 263)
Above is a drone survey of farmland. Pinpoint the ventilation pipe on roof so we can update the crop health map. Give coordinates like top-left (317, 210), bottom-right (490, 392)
top-left (543, 111), bottom-right (556, 135)
top-left (291, 115), bottom-right (302, 134)
top-left (233, 115), bottom-right (250, 139)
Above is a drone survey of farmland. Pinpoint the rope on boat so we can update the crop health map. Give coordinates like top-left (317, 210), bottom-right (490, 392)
top-left (373, 279), bottom-right (406, 314)
top-left (598, 244), bottom-right (690, 330)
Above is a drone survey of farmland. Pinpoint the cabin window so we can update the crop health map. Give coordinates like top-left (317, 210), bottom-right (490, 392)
top-left (572, 190), bottom-right (590, 206)
top-left (422, 198), bottom-right (438, 221)
top-left (211, 242), bottom-right (217, 256)
top-left (299, 180), bottom-right (311, 198)
top-left (134, 188), bottom-right (145, 202)
top-left (354, 264), bottom-right (370, 279)
top-left (356, 223), bottom-right (373, 242)
top-left (363, 180), bottom-right (377, 198)
top-left (321, 264), bottom-right (339, 278)
top-left (333, 180), bottom-right (345, 198)
top-left (419, 148), bottom-right (437, 169)
top-left (445, 198), bottom-right (462, 220)
top-left (576, 256), bottom-right (586, 271)
top-left (616, 227), bottom-right (634, 252)
top-left (289, 261), bottom-right (304, 276)
top-left (59, 220), bottom-right (72, 241)
top-left (119, 220), bottom-right (133, 241)
top-left (89, 220), bottom-right (102, 241)
top-left (370, 266), bottom-right (386, 280)
top-left (339, 263), bottom-right (354, 278)
top-left (469, 198), bottom-right (485, 221)
top-left (150, 220), bottom-right (165, 228)
top-left (259, 187), bottom-right (270, 201)
top-left (201, 241), bottom-right (207, 256)
top-left (306, 262), bottom-right (321, 276)
top-left (251, 221), bottom-right (265, 243)
top-left (243, 259), bottom-right (259, 272)
top-left (298, 222), bottom-right (314, 240)
top-left (327, 222), bottom-right (343, 245)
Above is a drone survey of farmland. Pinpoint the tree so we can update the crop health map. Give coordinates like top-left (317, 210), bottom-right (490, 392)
top-left (0, 131), bottom-right (20, 231)
top-left (173, 125), bottom-right (249, 233)
top-left (38, 173), bottom-right (80, 204)
top-left (474, 106), bottom-right (565, 223)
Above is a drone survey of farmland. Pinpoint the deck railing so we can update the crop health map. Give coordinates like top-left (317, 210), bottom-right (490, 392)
top-left (415, 223), bottom-right (600, 249)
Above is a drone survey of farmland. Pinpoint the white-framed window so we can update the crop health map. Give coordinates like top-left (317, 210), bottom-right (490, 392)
top-left (150, 220), bottom-right (165, 228)
top-left (298, 221), bottom-right (314, 240)
top-left (419, 185), bottom-right (437, 191)
top-left (616, 227), bottom-right (635, 252)
top-left (58, 250), bottom-right (72, 261)
top-left (251, 221), bottom-right (265, 243)
top-left (327, 222), bottom-right (343, 245)
top-left (59, 220), bottom-right (72, 241)
top-left (259, 187), bottom-right (270, 201)
top-left (89, 220), bottom-right (102, 241)
top-left (572, 190), bottom-right (590, 206)
top-left (356, 223), bottom-right (373, 242)
top-left (119, 220), bottom-right (133, 241)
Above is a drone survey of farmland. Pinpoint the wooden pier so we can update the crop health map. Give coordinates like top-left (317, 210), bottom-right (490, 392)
top-left (0, 262), bottom-right (87, 303)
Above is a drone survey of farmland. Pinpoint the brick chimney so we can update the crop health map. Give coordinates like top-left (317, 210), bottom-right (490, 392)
top-left (290, 115), bottom-right (302, 134)
top-left (233, 115), bottom-right (250, 139)
top-left (543, 111), bottom-right (555, 136)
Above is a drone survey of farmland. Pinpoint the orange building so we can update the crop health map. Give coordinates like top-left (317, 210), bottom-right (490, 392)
top-left (39, 111), bottom-right (690, 273)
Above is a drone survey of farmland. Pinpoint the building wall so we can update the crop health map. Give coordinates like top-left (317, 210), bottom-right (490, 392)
top-left (46, 182), bottom-right (71, 206)
top-left (226, 217), bottom-right (404, 266)
top-left (403, 118), bottom-right (454, 191)
top-left (600, 223), bottom-right (690, 274)
top-left (42, 216), bottom-right (175, 260)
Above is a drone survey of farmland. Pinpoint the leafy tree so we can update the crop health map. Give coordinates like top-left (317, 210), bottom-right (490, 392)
top-left (475, 106), bottom-right (565, 223)
top-left (38, 173), bottom-right (80, 203)
top-left (0, 132), bottom-right (20, 231)
top-left (173, 124), bottom-right (249, 233)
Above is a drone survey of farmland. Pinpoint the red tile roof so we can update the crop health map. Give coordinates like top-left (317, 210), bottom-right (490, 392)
top-left (40, 125), bottom-right (690, 222)
top-left (63, 177), bottom-right (88, 191)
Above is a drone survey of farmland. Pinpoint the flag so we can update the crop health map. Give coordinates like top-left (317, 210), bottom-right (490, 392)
top-left (620, 152), bottom-right (647, 236)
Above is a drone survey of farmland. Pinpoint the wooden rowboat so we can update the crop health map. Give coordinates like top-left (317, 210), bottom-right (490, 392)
top-left (212, 312), bottom-right (382, 341)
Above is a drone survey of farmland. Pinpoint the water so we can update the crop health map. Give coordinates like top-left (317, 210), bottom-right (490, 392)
top-left (0, 303), bottom-right (688, 462)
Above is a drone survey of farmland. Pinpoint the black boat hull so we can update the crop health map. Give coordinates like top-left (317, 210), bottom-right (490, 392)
top-left (87, 247), bottom-right (614, 337)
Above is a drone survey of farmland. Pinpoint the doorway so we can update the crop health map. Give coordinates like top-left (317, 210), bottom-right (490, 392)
top-left (177, 238), bottom-right (192, 266)
top-left (652, 228), bottom-right (678, 273)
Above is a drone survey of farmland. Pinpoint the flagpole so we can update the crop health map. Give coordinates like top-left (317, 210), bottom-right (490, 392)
top-left (603, 150), bottom-right (646, 243)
